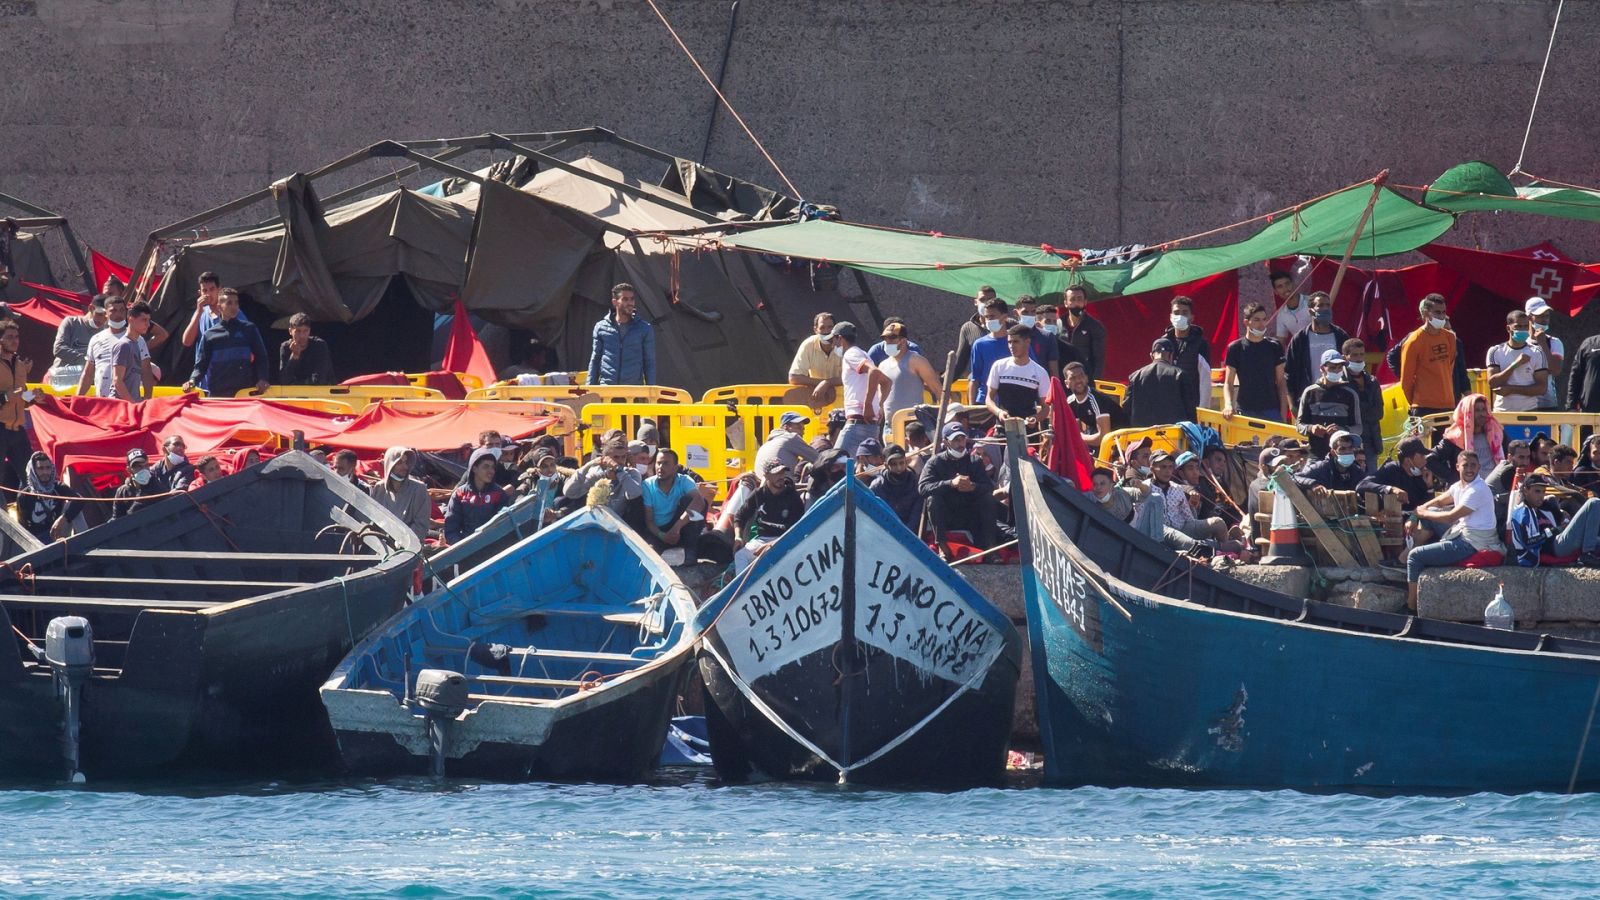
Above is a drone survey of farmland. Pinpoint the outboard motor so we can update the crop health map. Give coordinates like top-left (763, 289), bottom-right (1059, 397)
top-left (45, 617), bottom-right (93, 783)
top-left (414, 668), bottom-right (468, 778)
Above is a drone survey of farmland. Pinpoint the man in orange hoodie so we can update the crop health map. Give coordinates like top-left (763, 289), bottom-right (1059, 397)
top-left (1398, 294), bottom-right (1459, 417)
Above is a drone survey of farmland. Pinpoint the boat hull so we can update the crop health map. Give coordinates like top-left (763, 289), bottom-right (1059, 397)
top-left (1010, 437), bottom-right (1600, 793)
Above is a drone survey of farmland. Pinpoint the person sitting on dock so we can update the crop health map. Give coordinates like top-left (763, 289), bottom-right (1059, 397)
top-left (1484, 440), bottom-right (1532, 495)
top-left (755, 411), bottom-right (821, 475)
top-left (1405, 450), bottom-right (1503, 612)
top-left (1424, 393), bottom-right (1503, 485)
top-left (918, 423), bottom-right (998, 558)
top-left (1292, 430), bottom-right (1366, 493)
top-left (443, 448), bottom-right (512, 544)
top-left (562, 436), bottom-right (645, 529)
top-left (1295, 349), bottom-right (1362, 458)
top-left (733, 460), bottom-right (806, 571)
top-left (642, 448), bottom-right (707, 554)
top-left (1150, 450), bottom-right (1230, 546)
top-left (149, 435), bottom-right (196, 492)
top-left (1357, 436), bottom-right (1431, 510)
top-left (111, 448), bottom-right (164, 519)
top-left (787, 312), bottom-right (842, 409)
top-left (1509, 474), bottom-right (1600, 568)
top-left (869, 443), bottom-right (922, 533)
top-left (370, 445), bottom-right (431, 542)
top-left (18, 452), bottom-right (79, 541)
top-left (1088, 466), bottom-right (1136, 522)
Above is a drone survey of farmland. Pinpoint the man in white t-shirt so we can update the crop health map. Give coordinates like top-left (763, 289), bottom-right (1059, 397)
top-left (830, 322), bottom-right (890, 457)
top-left (1525, 296), bottom-right (1565, 410)
top-left (1406, 450), bottom-right (1503, 611)
top-left (1485, 309), bottom-right (1549, 412)
top-left (1271, 269), bottom-right (1312, 344)
top-left (985, 324), bottom-right (1052, 426)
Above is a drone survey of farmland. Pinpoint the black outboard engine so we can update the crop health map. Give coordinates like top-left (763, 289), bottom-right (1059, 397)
top-left (414, 669), bottom-right (468, 778)
top-left (45, 617), bottom-right (93, 783)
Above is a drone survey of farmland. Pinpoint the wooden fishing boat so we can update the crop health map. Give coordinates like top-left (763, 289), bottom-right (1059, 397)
top-left (1005, 423), bottom-right (1600, 793)
top-left (695, 473), bottom-right (1021, 786)
top-left (416, 480), bottom-right (562, 592)
top-left (0, 452), bottom-right (421, 781)
top-left (320, 505), bottom-right (698, 780)
top-left (0, 511), bottom-right (44, 560)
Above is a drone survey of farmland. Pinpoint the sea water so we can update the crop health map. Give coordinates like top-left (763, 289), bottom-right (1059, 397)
top-left (2, 773), bottom-right (1597, 898)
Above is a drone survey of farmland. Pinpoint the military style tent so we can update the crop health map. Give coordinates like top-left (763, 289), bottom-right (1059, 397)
top-left (0, 191), bottom-right (93, 303)
top-left (135, 130), bottom-right (870, 392)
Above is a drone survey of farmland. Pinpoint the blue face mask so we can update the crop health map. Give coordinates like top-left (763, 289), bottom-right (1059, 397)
top-left (986, 319), bottom-right (1004, 333)
top-left (1512, 329), bottom-right (1530, 344)
top-left (1336, 453), bottom-right (1356, 468)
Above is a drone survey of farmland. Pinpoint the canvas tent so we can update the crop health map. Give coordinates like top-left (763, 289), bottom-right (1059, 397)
top-left (138, 130), bottom-right (863, 393)
top-left (0, 191), bottom-right (93, 303)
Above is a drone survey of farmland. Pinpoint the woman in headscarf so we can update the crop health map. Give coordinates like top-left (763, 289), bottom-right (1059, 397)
top-left (17, 452), bottom-right (80, 541)
top-left (1425, 393), bottom-right (1503, 486)
top-left (442, 447), bottom-right (510, 544)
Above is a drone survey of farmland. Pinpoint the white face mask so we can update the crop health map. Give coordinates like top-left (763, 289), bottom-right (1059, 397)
top-left (1170, 314), bottom-right (1189, 331)
top-left (1247, 326), bottom-right (1267, 339)
top-left (132, 468), bottom-right (152, 486)
top-left (167, 451), bottom-right (185, 466)
top-left (1041, 323), bottom-right (1060, 335)
top-left (1408, 465), bottom-right (1423, 477)
top-left (1428, 316), bottom-right (1449, 330)
top-left (1095, 491), bottom-right (1114, 504)
top-left (635, 463), bottom-right (651, 476)
top-left (832, 344), bottom-right (845, 357)
top-left (1347, 361), bottom-right (1365, 374)
top-left (985, 319), bottom-right (1004, 333)
top-left (1325, 369), bottom-right (1346, 384)
top-left (1018, 314), bottom-right (1037, 328)
top-left (485, 446), bottom-right (503, 460)
top-left (1136, 465), bottom-right (1152, 477)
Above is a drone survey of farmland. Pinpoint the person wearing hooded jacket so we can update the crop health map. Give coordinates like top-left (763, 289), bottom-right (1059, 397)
top-left (17, 452), bottom-right (79, 541)
top-left (443, 447), bottom-right (511, 544)
top-left (111, 448), bottom-right (164, 519)
top-left (369, 446), bottom-right (431, 542)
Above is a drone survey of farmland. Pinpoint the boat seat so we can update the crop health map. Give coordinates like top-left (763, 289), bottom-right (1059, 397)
top-left (82, 549), bottom-right (382, 565)
top-left (504, 647), bottom-right (643, 663)
top-left (469, 674), bottom-right (587, 688)
top-left (532, 606), bottom-right (655, 627)
top-left (0, 594), bottom-right (215, 611)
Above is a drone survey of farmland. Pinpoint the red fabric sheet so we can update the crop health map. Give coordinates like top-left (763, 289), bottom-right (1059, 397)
top-left (10, 295), bottom-right (87, 328)
top-left (1093, 271), bottom-right (1240, 382)
top-left (30, 394), bottom-right (554, 476)
top-left (441, 298), bottom-right (498, 388)
top-left (21, 281), bottom-right (90, 305)
top-left (91, 249), bottom-right (134, 292)
top-left (1046, 376), bottom-right (1094, 488)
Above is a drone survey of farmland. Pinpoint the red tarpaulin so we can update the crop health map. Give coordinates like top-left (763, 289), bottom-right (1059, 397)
top-left (1421, 241), bottom-right (1600, 317)
top-left (29, 394), bottom-right (555, 477)
top-left (1092, 270), bottom-right (1239, 382)
top-left (21, 281), bottom-right (90, 305)
top-left (440, 298), bottom-right (498, 388)
top-left (90, 248), bottom-right (161, 296)
top-left (10, 295), bottom-right (87, 329)
top-left (1045, 376), bottom-right (1094, 488)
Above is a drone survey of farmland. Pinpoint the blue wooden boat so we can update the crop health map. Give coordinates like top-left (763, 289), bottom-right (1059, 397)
top-left (416, 480), bottom-right (562, 593)
top-left (320, 505), bottom-right (698, 780)
top-left (1005, 424), bottom-right (1600, 793)
top-left (694, 473), bottom-right (1021, 786)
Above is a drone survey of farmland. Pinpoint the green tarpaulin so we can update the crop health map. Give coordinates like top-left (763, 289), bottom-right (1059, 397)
top-left (723, 183), bottom-right (1454, 301)
top-left (1425, 161), bottom-right (1600, 224)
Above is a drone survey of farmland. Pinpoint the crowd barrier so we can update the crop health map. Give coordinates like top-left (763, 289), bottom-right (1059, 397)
top-left (31, 382), bottom-right (189, 399)
top-left (1412, 410), bottom-right (1600, 449)
top-left (1096, 425), bottom-right (1188, 462)
top-left (466, 384), bottom-right (692, 405)
top-left (240, 385), bottom-right (443, 404)
top-left (404, 372), bottom-right (484, 392)
top-left (700, 383), bottom-right (828, 409)
top-left (1193, 409), bottom-right (1299, 447)
top-left (579, 401), bottom-right (828, 499)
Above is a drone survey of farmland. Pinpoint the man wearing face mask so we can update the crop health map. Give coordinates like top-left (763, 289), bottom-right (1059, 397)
top-left (1038, 305), bottom-right (1084, 371)
top-left (1342, 338), bottom-right (1384, 465)
top-left (1292, 430), bottom-right (1366, 492)
top-left (866, 316), bottom-right (923, 364)
top-left (1485, 309), bottom-right (1549, 413)
top-left (966, 298), bottom-right (1011, 405)
top-left (369, 445), bottom-right (431, 542)
top-left (1396, 294), bottom-right (1460, 418)
top-left (1012, 295), bottom-right (1060, 379)
top-left (1357, 436), bottom-right (1430, 510)
top-left (952, 286), bottom-right (999, 381)
top-left (476, 430), bottom-right (520, 492)
top-left (1222, 301), bottom-right (1290, 422)
top-left (1523, 297), bottom-right (1565, 411)
top-left (150, 435), bottom-right (196, 492)
top-left (1284, 291), bottom-right (1348, 402)
top-left (112, 448), bottom-right (164, 519)
top-left (1159, 296), bottom-right (1212, 411)
top-left (787, 312), bottom-right (842, 408)
top-left (917, 423), bottom-right (998, 556)
top-left (1060, 286), bottom-right (1106, 381)
top-left (876, 321), bottom-right (940, 433)
top-left (1295, 349), bottom-right (1362, 458)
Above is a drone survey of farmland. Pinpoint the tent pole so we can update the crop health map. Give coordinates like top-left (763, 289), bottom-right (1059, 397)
top-left (1327, 170), bottom-right (1389, 306)
top-left (55, 222), bottom-right (95, 293)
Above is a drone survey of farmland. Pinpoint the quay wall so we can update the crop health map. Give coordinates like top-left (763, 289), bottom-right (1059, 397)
top-left (5, 0), bottom-right (1600, 357)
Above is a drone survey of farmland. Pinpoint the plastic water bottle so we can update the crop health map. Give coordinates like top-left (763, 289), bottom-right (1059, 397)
top-left (1484, 582), bottom-right (1514, 631)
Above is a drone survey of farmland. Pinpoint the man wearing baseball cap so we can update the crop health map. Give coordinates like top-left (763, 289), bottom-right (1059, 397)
top-left (1295, 348), bottom-right (1362, 458)
top-left (1124, 337), bottom-right (1195, 428)
top-left (917, 422), bottom-right (998, 556)
top-left (1524, 296), bottom-right (1564, 411)
top-left (111, 448), bottom-right (163, 520)
top-left (732, 458), bottom-right (807, 571)
top-left (754, 410), bottom-right (820, 475)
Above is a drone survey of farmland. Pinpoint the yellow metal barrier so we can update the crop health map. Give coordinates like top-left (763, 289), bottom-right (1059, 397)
top-left (239, 385), bottom-right (442, 404)
top-left (31, 382), bottom-right (190, 398)
top-left (1195, 409), bottom-right (1298, 447)
top-left (580, 402), bottom-right (827, 498)
top-left (405, 372), bottom-right (485, 392)
top-left (1096, 425), bottom-right (1187, 462)
top-left (467, 384), bottom-right (691, 405)
top-left (1094, 380), bottom-right (1126, 401)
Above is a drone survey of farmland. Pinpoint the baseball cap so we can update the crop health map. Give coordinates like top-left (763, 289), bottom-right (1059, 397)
top-left (1150, 450), bottom-right (1172, 464)
top-left (1526, 296), bottom-right (1552, 317)
top-left (1151, 337), bottom-right (1176, 354)
top-left (881, 322), bottom-right (907, 339)
top-left (1320, 349), bottom-right (1347, 366)
top-left (1330, 430), bottom-right (1357, 448)
top-left (1174, 450), bottom-right (1197, 467)
top-left (627, 440), bottom-right (650, 455)
top-left (828, 321), bottom-right (857, 341)
top-left (761, 459), bottom-right (792, 477)
top-left (1126, 436), bottom-right (1153, 455)
top-left (942, 422), bottom-right (968, 439)
top-left (778, 411), bottom-right (810, 427)
top-left (1521, 473), bottom-right (1552, 488)
top-left (855, 437), bottom-right (884, 458)
top-left (126, 448), bottom-right (148, 466)
top-left (883, 443), bottom-right (907, 461)
top-left (1257, 447), bottom-right (1282, 468)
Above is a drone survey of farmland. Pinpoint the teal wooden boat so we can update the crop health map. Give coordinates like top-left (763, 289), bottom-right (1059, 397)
top-left (320, 505), bottom-right (698, 780)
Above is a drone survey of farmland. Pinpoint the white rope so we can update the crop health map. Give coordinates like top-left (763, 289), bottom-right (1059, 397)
top-left (1512, 0), bottom-right (1566, 176)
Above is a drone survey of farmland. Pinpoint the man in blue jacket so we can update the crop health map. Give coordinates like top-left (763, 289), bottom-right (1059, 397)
top-left (184, 288), bottom-right (269, 397)
top-left (588, 282), bottom-right (656, 385)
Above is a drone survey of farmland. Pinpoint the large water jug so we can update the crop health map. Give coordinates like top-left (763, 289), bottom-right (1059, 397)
top-left (1484, 582), bottom-right (1514, 631)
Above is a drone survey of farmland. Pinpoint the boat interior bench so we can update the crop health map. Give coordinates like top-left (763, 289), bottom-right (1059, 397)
top-left (18, 575), bottom-right (313, 602)
top-left (0, 594), bottom-right (215, 611)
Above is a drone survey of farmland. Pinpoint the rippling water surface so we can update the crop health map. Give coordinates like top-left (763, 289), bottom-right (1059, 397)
top-left (2, 772), bottom-right (1597, 898)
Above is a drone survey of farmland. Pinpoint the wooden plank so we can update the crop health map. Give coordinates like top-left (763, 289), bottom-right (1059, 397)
top-left (505, 647), bottom-right (642, 663)
top-left (30, 575), bottom-right (312, 591)
top-left (83, 549), bottom-right (380, 564)
top-left (1349, 517), bottom-right (1385, 566)
top-left (0, 595), bottom-right (214, 610)
top-left (1275, 474), bottom-right (1361, 568)
top-left (470, 674), bottom-right (585, 688)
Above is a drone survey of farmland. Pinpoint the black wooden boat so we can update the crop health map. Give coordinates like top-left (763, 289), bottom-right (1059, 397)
top-left (0, 511), bottom-right (44, 560)
top-left (694, 473), bottom-right (1021, 786)
top-left (0, 452), bottom-right (421, 781)
top-left (1005, 423), bottom-right (1600, 793)
top-left (321, 506), bottom-right (697, 780)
